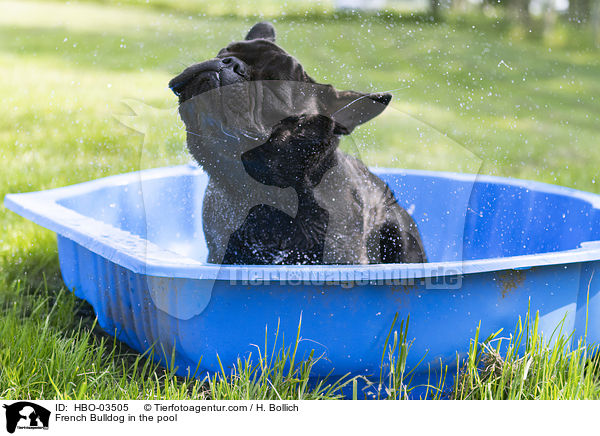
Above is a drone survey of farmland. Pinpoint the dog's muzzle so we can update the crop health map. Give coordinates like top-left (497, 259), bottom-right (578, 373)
top-left (169, 57), bottom-right (249, 102)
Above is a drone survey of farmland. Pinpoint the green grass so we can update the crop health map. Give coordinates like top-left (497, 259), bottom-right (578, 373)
top-left (452, 312), bottom-right (600, 400)
top-left (0, 281), bottom-right (351, 399)
top-left (3, 280), bottom-right (599, 399)
top-left (1, 0), bottom-right (599, 399)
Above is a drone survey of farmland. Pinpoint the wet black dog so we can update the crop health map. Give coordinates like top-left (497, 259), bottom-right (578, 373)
top-left (169, 22), bottom-right (427, 265)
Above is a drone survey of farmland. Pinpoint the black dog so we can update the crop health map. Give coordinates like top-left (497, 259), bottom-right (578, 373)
top-left (169, 22), bottom-right (427, 265)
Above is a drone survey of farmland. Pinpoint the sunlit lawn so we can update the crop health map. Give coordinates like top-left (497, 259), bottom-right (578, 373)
top-left (1, 0), bottom-right (599, 399)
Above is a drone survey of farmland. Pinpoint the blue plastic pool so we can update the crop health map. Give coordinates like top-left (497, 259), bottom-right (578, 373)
top-left (5, 164), bottom-right (600, 391)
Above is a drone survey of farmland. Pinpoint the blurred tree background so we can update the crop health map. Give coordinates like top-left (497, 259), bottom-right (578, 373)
top-left (342, 0), bottom-right (600, 46)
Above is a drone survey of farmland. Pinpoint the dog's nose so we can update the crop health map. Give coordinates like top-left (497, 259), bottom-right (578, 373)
top-left (220, 57), bottom-right (247, 77)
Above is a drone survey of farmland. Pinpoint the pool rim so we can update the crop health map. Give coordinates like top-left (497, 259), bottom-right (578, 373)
top-left (5, 164), bottom-right (600, 282)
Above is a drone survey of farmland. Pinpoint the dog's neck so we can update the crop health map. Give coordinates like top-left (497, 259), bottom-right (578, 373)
top-left (292, 184), bottom-right (328, 236)
top-left (203, 158), bottom-right (299, 222)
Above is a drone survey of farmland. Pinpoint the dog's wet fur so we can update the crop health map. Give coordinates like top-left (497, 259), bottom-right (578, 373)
top-left (169, 22), bottom-right (427, 265)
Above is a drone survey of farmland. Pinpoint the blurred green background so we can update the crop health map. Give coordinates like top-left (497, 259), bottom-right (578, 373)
top-left (0, 0), bottom-right (598, 398)
top-left (2, 0), bottom-right (598, 191)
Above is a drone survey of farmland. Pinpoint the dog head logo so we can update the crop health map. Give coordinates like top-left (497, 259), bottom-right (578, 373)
top-left (2, 402), bottom-right (50, 433)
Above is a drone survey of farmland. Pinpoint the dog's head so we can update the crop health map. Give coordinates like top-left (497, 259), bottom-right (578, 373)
top-left (169, 22), bottom-right (392, 178)
top-left (169, 22), bottom-right (304, 102)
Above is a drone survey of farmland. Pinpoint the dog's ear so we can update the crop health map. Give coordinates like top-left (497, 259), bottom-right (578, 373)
top-left (245, 22), bottom-right (276, 42)
top-left (330, 91), bottom-right (392, 135)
